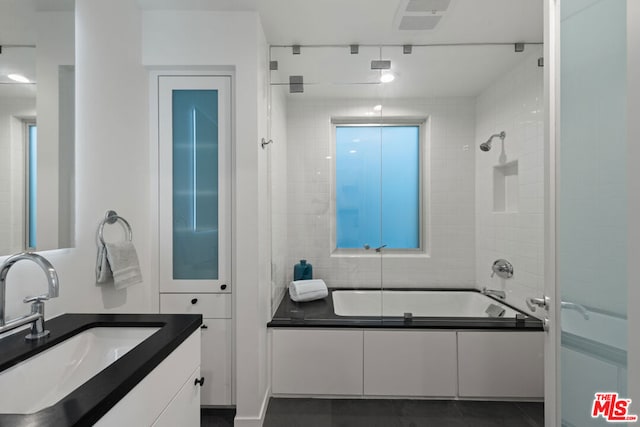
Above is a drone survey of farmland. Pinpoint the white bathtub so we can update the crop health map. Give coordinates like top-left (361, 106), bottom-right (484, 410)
top-left (332, 290), bottom-right (520, 318)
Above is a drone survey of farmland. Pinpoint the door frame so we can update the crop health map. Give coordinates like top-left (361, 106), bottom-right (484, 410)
top-left (627, 0), bottom-right (640, 411)
top-left (544, 0), bottom-right (560, 425)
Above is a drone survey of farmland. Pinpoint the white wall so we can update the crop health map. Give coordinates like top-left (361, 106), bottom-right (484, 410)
top-left (142, 11), bottom-right (270, 425)
top-left (1, 0), bottom-right (154, 324)
top-left (475, 47), bottom-right (545, 315)
top-left (283, 96), bottom-right (476, 289)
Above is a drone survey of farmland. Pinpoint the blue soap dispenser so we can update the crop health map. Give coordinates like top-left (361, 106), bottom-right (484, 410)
top-left (294, 259), bottom-right (313, 281)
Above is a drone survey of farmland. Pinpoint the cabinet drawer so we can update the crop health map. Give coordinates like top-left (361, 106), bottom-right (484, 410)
top-left (160, 293), bottom-right (231, 318)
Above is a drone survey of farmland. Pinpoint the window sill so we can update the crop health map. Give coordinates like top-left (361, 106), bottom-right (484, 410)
top-left (330, 250), bottom-right (430, 259)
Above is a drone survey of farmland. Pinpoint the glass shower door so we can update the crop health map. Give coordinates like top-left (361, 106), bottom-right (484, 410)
top-left (558, 0), bottom-right (628, 425)
top-left (267, 46), bottom-right (385, 322)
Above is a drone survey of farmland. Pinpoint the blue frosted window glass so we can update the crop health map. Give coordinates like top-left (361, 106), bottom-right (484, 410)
top-left (172, 90), bottom-right (219, 279)
top-left (28, 124), bottom-right (37, 249)
top-left (336, 126), bottom-right (420, 249)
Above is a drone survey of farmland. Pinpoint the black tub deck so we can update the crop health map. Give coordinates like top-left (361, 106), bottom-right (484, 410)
top-left (268, 288), bottom-right (544, 330)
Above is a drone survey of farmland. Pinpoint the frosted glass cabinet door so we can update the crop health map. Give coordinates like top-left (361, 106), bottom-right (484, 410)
top-left (558, 0), bottom-right (628, 424)
top-left (159, 76), bottom-right (231, 292)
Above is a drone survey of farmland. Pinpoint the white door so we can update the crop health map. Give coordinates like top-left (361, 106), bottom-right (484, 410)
top-left (158, 76), bottom-right (231, 293)
top-left (547, 0), bottom-right (631, 426)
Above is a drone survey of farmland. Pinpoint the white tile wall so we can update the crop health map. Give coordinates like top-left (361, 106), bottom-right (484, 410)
top-left (270, 86), bottom-right (289, 313)
top-left (475, 47), bottom-right (545, 314)
top-left (284, 97), bottom-right (477, 288)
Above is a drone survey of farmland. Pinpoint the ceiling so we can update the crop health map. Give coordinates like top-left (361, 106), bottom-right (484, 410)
top-left (1, 0), bottom-right (543, 99)
top-left (263, 0), bottom-right (543, 99)
top-left (258, 0), bottom-right (543, 45)
top-left (136, 0), bottom-right (543, 99)
top-left (135, 0), bottom-right (543, 46)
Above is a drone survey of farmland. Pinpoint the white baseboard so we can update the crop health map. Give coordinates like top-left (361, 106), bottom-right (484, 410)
top-left (234, 387), bottom-right (270, 427)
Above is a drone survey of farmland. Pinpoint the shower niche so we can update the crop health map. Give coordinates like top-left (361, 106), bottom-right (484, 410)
top-left (493, 160), bottom-right (519, 213)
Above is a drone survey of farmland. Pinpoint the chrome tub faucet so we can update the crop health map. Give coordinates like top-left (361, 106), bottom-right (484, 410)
top-left (0, 252), bottom-right (59, 340)
top-left (482, 286), bottom-right (506, 300)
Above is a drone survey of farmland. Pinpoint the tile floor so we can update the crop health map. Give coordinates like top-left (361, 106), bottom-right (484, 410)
top-left (202, 399), bottom-right (544, 427)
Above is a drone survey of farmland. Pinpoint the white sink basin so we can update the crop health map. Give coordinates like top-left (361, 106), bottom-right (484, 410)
top-left (0, 326), bottom-right (159, 414)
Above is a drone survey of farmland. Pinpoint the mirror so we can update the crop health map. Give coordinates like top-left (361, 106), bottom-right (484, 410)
top-left (0, 0), bottom-right (75, 255)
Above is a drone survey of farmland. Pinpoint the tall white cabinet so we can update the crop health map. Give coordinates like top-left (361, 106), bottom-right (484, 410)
top-left (156, 75), bottom-right (233, 406)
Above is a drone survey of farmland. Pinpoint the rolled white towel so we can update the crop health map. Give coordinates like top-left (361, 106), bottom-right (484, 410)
top-left (289, 279), bottom-right (328, 302)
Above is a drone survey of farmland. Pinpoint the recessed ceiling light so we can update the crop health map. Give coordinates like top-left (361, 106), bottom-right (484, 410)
top-left (380, 73), bottom-right (395, 83)
top-left (349, 150), bottom-right (357, 154)
top-left (7, 74), bottom-right (30, 83)
top-left (373, 105), bottom-right (382, 112)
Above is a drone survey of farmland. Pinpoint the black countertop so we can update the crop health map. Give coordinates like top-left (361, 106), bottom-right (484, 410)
top-left (268, 288), bottom-right (544, 330)
top-left (0, 313), bottom-right (202, 427)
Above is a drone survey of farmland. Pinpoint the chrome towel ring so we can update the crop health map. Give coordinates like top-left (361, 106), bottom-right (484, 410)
top-left (98, 210), bottom-right (133, 245)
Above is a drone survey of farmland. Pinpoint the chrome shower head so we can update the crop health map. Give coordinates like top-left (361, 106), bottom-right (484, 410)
top-left (479, 131), bottom-right (506, 152)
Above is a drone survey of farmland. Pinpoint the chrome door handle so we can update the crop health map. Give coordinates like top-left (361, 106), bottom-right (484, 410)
top-left (526, 295), bottom-right (550, 312)
top-left (542, 318), bottom-right (550, 331)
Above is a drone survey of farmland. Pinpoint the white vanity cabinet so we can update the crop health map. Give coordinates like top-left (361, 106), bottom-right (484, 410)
top-left (95, 330), bottom-right (201, 426)
top-left (155, 74), bottom-right (234, 406)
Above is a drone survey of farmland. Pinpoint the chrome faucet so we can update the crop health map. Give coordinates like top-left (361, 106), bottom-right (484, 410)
top-left (561, 301), bottom-right (590, 320)
top-left (0, 252), bottom-right (59, 340)
top-left (482, 286), bottom-right (506, 300)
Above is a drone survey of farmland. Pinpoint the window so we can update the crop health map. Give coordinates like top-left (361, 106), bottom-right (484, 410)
top-left (335, 124), bottom-right (422, 250)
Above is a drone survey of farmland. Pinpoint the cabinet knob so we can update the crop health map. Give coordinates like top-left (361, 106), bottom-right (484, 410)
top-left (221, 284), bottom-right (227, 290)
top-left (191, 298), bottom-right (198, 304)
top-left (201, 324), bottom-right (208, 329)
top-left (194, 377), bottom-right (205, 387)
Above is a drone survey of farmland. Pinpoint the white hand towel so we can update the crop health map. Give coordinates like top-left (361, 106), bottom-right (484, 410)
top-left (96, 241), bottom-right (143, 289)
top-left (289, 279), bottom-right (328, 302)
top-left (96, 244), bottom-right (110, 284)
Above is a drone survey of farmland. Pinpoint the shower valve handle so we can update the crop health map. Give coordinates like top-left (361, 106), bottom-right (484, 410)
top-left (490, 259), bottom-right (513, 279)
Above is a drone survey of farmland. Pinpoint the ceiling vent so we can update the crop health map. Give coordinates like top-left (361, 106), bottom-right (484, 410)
top-left (395, 0), bottom-right (452, 31)
top-left (405, 0), bottom-right (451, 13)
